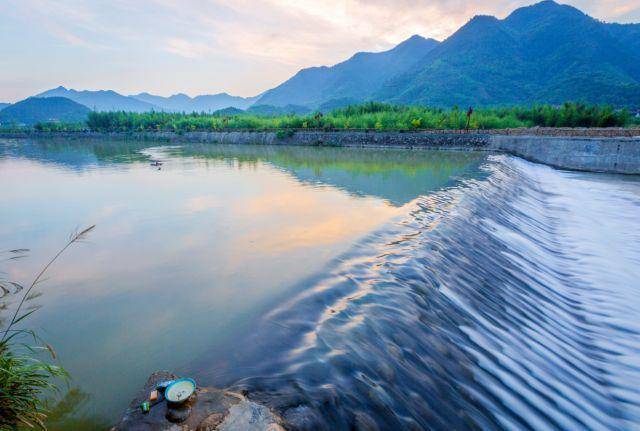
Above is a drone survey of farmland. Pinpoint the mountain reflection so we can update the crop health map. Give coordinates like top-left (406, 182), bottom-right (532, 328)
top-left (1, 139), bottom-right (487, 205)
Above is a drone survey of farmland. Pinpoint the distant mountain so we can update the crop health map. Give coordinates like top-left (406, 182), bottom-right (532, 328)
top-left (0, 103), bottom-right (9, 111)
top-left (213, 107), bottom-right (246, 116)
top-left (256, 35), bottom-right (439, 108)
top-left (377, 1), bottom-right (640, 107)
top-left (36, 86), bottom-right (159, 112)
top-left (260, 1), bottom-right (640, 108)
top-left (247, 104), bottom-right (311, 116)
top-left (33, 86), bottom-right (259, 113)
top-left (0, 97), bottom-right (90, 125)
top-left (131, 92), bottom-right (259, 112)
top-left (317, 98), bottom-right (362, 112)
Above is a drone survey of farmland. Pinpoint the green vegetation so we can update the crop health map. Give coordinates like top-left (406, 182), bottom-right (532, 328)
top-left (1, 226), bottom-right (94, 430)
top-left (33, 122), bottom-right (87, 132)
top-left (82, 102), bottom-right (635, 133)
top-left (0, 97), bottom-right (90, 126)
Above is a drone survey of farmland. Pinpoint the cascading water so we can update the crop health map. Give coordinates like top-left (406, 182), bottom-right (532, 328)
top-left (209, 155), bottom-right (640, 430)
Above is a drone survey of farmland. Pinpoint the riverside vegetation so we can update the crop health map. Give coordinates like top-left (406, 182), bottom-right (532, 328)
top-left (0, 226), bottom-right (94, 430)
top-left (26, 103), bottom-right (639, 133)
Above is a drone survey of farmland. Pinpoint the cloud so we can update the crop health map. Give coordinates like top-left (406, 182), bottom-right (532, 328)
top-left (163, 38), bottom-right (214, 59)
top-left (1, 0), bottom-right (638, 101)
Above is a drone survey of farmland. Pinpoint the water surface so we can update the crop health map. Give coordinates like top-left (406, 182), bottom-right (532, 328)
top-left (0, 139), bottom-right (486, 429)
top-left (1, 139), bottom-right (639, 430)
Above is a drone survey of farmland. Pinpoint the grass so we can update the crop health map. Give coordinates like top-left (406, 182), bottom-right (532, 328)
top-left (0, 226), bottom-right (94, 430)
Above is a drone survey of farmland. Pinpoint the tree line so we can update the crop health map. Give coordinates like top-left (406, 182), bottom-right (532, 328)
top-left (31, 102), bottom-right (638, 132)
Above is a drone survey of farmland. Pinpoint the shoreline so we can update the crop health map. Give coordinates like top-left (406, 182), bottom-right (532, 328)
top-left (2, 129), bottom-right (639, 174)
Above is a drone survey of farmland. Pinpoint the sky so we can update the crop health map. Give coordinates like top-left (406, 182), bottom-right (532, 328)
top-left (1, 0), bottom-right (639, 102)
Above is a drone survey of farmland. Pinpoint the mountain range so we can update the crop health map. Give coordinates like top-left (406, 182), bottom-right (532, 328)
top-left (131, 92), bottom-right (258, 112)
top-left (34, 86), bottom-right (258, 113)
top-left (255, 35), bottom-right (439, 108)
top-left (36, 87), bottom-right (157, 112)
top-left (4, 0), bottom-right (640, 117)
top-left (376, 1), bottom-right (640, 107)
top-left (258, 0), bottom-right (640, 109)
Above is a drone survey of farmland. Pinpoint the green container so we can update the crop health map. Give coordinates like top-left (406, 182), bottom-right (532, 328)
top-left (140, 401), bottom-right (150, 413)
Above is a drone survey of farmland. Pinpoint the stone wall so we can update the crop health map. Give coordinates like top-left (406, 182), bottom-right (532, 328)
top-left (170, 130), bottom-right (492, 150)
top-left (483, 128), bottom-right (640, 138)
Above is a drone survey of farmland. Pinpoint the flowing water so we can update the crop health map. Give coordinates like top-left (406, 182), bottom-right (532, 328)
top-left (1, 139), bottom-right (639, 430)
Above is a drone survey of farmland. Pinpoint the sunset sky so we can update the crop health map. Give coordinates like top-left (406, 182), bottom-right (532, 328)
top-left (1, 0), bottom-right (639, 102)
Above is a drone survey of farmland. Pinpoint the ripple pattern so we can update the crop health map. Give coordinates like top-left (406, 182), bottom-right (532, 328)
top-left (213, 156), bottom-right (640, 430)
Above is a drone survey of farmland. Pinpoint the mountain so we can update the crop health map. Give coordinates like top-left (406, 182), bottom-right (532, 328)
top-left (261, 1), bottom-right (640, 108)
top-left (605, 22), bottom-right (640, 58)
top-left (377, 1), bottom-right (640, 107)
top-left (213, 107), bottom-right (246, 116)
top-left (131, 92), bottom-right (259, 112)
top-left (34, 87), bottom-right (259, 113)
top-left (0, 97), bottom-right (90, 125)
top-left (247, 104), bottom-right (311, 116)
top-left (256, 35), bottom-right (439, 108)
top-left (36, 86), bottom-right (159, 112)
top-left (0, 103), bottom-right (9, 111)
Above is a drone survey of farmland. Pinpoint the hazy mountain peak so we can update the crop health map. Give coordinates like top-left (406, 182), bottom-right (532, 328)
top-left (506, 0), bottom-right (586, 23)
top-left (393, 34), bottom-right (439, 51)
top-left (130, 91), bottom-right (257, 112)
top-left (36, 86), bottom-right (159, 112)
top-left (466, 14), bottom-right (501, 28)
top-left (406, 34), bottom-right (426, 42)
top-left (170, 93), bottom-right (192, 100)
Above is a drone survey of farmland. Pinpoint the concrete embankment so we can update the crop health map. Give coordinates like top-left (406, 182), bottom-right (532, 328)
top-left (2, 129), bottom-right (639, 174)
top-left (488, 135), bottom-right (640, 174)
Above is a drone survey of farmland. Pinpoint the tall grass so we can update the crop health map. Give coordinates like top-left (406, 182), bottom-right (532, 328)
top-left (0, 226), bottom-right (94, 430)
top-left (81, 102), bottom-right (634, 133)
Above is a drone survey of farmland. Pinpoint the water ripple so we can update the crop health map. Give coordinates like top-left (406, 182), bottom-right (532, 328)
top-left (212, 156), bottom-right (640, 430)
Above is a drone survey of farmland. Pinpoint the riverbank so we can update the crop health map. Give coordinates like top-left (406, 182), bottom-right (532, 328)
top-left (2, 129), bottom-right (639, 174)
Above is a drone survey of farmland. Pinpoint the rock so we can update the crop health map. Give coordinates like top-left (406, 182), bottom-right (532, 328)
top-left (196, 413), bottom-right (224, 431)
top-left (217, 400), bottom-right (284, 431)
top-left (113, 371), bottom-right (286, 431)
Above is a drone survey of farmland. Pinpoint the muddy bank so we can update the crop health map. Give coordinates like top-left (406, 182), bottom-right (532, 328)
top-left (2, 129), bottom-right (639, 174)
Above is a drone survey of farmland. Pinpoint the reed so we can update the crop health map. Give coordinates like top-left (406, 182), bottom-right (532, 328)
top-left (0, 226), bottom-right (94, 430)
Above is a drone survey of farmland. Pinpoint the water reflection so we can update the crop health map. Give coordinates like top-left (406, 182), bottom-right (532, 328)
top-left (45, 388), bottom-right (110, 431)
top-left (173, 144), bottom-right (486, 206)
top-left (0, 138), bottom-right (486, 428)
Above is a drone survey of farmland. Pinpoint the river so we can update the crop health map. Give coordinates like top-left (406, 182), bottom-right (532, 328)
top-left (1, 138), bottom-right (639, 430)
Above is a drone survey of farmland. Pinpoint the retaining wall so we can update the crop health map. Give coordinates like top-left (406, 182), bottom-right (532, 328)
top-left (488, 135), bottom-right (640, 174)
